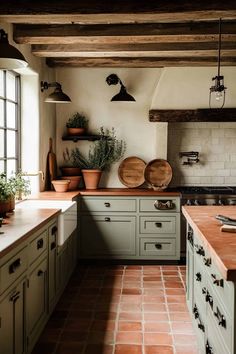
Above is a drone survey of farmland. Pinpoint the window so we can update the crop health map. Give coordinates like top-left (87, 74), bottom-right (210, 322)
top-left (0, 70), bottom-right (20, 177)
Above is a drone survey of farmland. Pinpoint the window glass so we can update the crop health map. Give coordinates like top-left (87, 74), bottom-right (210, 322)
top-left (0, 129), bottom-right (4, 158)
top-left (0, 71), bottom-right (3, 97)
top-left (0, 160), bottom-right (4, 174)
top-left (6, 71), bottom-right (16, 101)
top-left (0, 100), bottom-right (4, 126)
top-left (7, 130), bottom-right (16, 157)
top-left (7, 159), bottom-right (16, 178)
top-left (6, 101), bottom-right (16, 129)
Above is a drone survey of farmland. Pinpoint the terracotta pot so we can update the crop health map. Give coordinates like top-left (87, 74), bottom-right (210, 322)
top-left (61, 176), bottom-right (81, 190)
top-left (60, 167), bottom-right (81, 176)
top-left (51, 180), bottom-right (70, 192)
top-left (82, 169), bottom-right (102, 190)
top-left (9, 196), bottom-right (15, 211)
top-left (67, 127), bottom-right (85, 136)
top-left (0, 200), bottom-right (11, 216)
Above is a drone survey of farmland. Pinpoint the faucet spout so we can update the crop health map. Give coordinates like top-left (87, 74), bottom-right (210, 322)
top-left (21, 171), bottom-right (45, 181)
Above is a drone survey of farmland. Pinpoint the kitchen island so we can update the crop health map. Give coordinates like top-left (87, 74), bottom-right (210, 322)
top-left (183, 205), bottom-right (236, 354)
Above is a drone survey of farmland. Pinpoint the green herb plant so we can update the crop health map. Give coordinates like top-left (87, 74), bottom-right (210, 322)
top-left (66, 112), bottom-right (88, 129)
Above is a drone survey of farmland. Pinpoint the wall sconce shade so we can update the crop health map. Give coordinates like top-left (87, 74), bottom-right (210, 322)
top-left (41, 81), bottom-right (71, 103)
top-left (106, 74), bottom-right (135, 102)
top-left (0, 29), bottom-right (28, 69)
top-left (209, 18), bottom-right (227, 108)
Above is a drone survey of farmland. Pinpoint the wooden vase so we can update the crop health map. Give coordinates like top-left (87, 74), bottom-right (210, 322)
top-left (82, 169), bottom-right (102, 189)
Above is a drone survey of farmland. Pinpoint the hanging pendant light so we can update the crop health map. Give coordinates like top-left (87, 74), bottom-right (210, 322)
top-left (41, 81), bottom-right (71, 103)
top-left (0, 29), bottom-right (28, 69)
top-left (106, 74), bottom-right (135, 102)
top-left (209, 18), bottom-right (227, 108)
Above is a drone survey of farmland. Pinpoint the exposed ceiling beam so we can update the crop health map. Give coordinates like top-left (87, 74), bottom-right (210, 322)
top-left (13, 22), bottom-right (236, 45)
top-left (46, 57), bottom-right (236, 68)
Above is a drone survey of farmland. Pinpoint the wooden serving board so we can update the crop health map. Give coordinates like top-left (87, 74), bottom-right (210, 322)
top-left (221, 225), bottom-right (236, 233)
top-left (144, 159), bottom-right (172, 191)
top-left (118, 156), bottom-right (146, 188)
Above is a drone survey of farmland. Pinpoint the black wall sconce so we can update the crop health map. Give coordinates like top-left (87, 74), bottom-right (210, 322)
top-left (209, 18), bottom-right (227, 108)
top-left (0, 28), bottom-right (28, 69)
top-left (106, 74), bottom-right (135, 102)
top-left (179, 151), bottom-right (199, 165)
top-left (41, 81), bottom-right (71, 103)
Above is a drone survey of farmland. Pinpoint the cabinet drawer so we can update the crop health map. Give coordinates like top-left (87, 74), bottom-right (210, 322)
top-left (207, 307), bottom-right (231, 354)
top-left (140, 216), bottom-right (176, 234)
top-left (140, 237), bottom-right (176, 256)
top-left (81, 197), bottom-right (136, 212)
top-left (0, 247), bottom-right (27, 294)
top-left (29, 229), bottom-right (47, 265)
top-left (139, 197), bottom-right (180, 212)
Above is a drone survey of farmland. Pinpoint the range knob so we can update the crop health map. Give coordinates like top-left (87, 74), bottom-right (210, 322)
top-left (186, 199), bottom-right (193, 206)
top-left (194, 200), bottom-right (201, 206)
top-left (218, 199), bottom-right (225, 206)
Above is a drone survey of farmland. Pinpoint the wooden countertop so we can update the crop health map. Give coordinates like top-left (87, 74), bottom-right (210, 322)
top-left (0, 209), bottom-right (60, 257)
top-left (32, 188), bottom-right (180, 198)
top-left (182, 206), bottom-right (236, 281)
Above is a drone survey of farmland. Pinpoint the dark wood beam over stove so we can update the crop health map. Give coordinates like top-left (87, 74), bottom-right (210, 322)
top-left (149, 109), bottom-right (236, 122)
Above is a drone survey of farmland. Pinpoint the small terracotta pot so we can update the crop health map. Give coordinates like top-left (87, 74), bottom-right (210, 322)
top-left (61, 176), bottom-right (81, 190)
top-left (60, 167), bottom-right (81, 176)
top-left (82, 169), bottom-right (102, 190)
top-left (9, 196), bottom-right (15, 211)
top-left (67, 127), bottom-right (85, 136)
top-left (51, 180), bottom-right (70, 192)
top-left (0, 200), bottom-right (11, 216)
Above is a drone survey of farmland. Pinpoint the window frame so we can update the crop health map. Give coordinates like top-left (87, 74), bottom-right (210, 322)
top-left (0, 70), bottom-right (21, 176)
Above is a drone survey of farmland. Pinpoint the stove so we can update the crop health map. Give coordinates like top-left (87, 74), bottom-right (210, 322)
top-left (177, 186), bottom-right (236, 206)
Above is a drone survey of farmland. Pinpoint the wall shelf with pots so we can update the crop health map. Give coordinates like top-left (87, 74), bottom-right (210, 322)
top-left (62, 134), bottom-right (102, 142)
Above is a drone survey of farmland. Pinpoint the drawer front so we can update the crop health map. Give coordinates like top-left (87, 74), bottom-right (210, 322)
top-left (140, 237), bottom-right (176, 256)
top-left (81, 197), bottom-right (136, 212)
top-left (207, 283), bottom-right (232, 353)
top-left (140, 216), bottom-right (176, 234)
top-left (0, 247), bottom-right (27, 294)
top-left (207, 308), bottom-right (231, 354)
top-left (191, 302), bottom-right (206, 354)
top-left (139, 197), bottom-right (180, 212)
top-left (29, 229), bottom-right (48, 265)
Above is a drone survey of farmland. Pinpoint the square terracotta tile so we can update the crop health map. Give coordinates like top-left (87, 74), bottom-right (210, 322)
top-left (118, 321), bottom-right (142, 331)
top-left (60, 330), bottom-right (88, 342)
top-left (143, 276), bottom-right (162, 281)
top-left (116, 331), bottom-right (143, 344)
top-left (167, 303), bottom-right (188, 312)
top-left (119, 312), bottom-right (142, 321)
top-left (122, 288), bottom-right (142, 295)
top-left (164, 281), bottom-right (184, 289)
top-left (94, 311), bottom-right (117, 320)
top-left (143, 303), bottom-right (167, 312)
top-left (166, 295), bottom-right (186, 303)
top-left (145, 345), bottom-right (174, 354)
top-left (115, 344), bottom-right (142, 354)
top-left (121, 295), bottom-right (142, 303)
top-left (120, 303), bottom-right (142, 312)
top-left (91, 319), bottom-right (116, 331)
top-left (144, 321), bottom-right (171, 333)
top-left (171, 322), bottom-right (194, 335)
top-left (143, 288), bottom-right (164, 296)
top-left (144, 333), bottom-right (173, 345)
top-left (165, 288), bottom-right (186, 296)
top-left (169, 312), bottom-right (192, 322)
top-left (143, 295), bottom-right (165, 303)
top-left (88, 331), bottom-right (115, 344)
top-left (173, 334), bottom-right (197, 346)
top-left (175, 345), bottom-right (198, 354)
top-left (144, 312), bottom-right (169, 322)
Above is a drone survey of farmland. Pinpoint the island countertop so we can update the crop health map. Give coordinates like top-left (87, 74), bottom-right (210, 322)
top-left (182, 205), bottom-right (236, 281)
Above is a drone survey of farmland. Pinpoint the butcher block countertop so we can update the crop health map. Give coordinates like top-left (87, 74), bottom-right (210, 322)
top-left (0, 208), bottom-right (60, 257)
top-left (183, 205), bottom-right (236, 281)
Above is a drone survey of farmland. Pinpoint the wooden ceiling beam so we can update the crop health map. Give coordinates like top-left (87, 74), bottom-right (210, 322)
top-left (46, 57), bottom-right (236, 68)
top-left (13, 22), bottom-right (236, 44)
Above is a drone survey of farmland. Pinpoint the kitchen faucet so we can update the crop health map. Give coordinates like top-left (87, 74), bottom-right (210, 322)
top-left (21, 170), bottom-right (45, 181)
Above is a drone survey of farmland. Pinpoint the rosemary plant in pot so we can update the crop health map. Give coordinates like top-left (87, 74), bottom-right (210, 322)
top-left (73, 127), bottom-right (126, 189)
top-left (66, 112), bottom-right (88, 136)
top-left (61, 147), bottom-right (81, 176)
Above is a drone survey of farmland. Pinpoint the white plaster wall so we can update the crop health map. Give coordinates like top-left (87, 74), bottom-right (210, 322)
top-left (0, 23), bottom-right (56, 192)
top-left (55, 68), bottom-right (162, 187)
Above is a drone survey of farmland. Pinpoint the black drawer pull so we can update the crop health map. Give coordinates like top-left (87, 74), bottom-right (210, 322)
top-left (51, 242), bottom-right (56, 250)
top-left (105, 217), bottom-right (110, 222)
top-left (211, 273), bottom-right (224, 287)
top-left (202, 287), bottom-right (207, 294)
top-left (104, 202), bottom-right (110, 207)
top-left (214, 307), bottom-right (226, 328)
top-left (37, 238), bottom-right (44, 249)
top-left (195, 272), bottom-right (201, 282)
top-left (203, 257), bottom-right (211, 267)
top-left (206, 342), bottom-right (214, 354)
top-left (195, 245), bottom-right (205, 256)
top-left (9, 258), bottom-right (21, 274)
top-left (154, 200), bottom-right (174, 210)
top-left (155, 222), bottom-right (162, 228)
top-left (37, 270), bottom-right (44, 277)
top-left (193, 305), bottom-right (199, 319)
top-left (198, 323), bottom-right (205, 332)
top-left (155, 243), bottom-right (162, 250)
top-left (51, 226), bottom-right (58, 235)
top-left (205, 291), bottom-right (213, 308)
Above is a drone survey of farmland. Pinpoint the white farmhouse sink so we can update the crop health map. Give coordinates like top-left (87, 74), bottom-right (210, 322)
top-left (16, 200), bottom-right (77, 246)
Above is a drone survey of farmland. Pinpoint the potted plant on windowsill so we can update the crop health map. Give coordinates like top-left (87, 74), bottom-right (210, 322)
top-left (72, 127), bottom-right (126, 189)
top-left (66, 112), bottom-right (88, 136)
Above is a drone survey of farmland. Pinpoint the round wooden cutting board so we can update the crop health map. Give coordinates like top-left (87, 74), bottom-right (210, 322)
top-left (144, 159), bottom-right (172, 190)
top-left (118, 156), bottom-right (146, 188)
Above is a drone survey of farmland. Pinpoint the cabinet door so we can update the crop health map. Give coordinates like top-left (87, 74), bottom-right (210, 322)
top-left (26, 257), bottom-right (47, 347)
top-left (0, 280), bottom-right (25, 354)
top-left (81, 215), bottom-right (136, 257)
top-left (57, 243), bottom-right (69, 294)
top-left (48, 224), bottom-right (57, 309)
top-left (186, 240), bottom-right (194, 312)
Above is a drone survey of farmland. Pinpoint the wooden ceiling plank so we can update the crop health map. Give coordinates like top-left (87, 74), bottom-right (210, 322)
top-left (46, 57), bottom-right (236, 68)
top-left (13, 22), bottom-right (236, 44)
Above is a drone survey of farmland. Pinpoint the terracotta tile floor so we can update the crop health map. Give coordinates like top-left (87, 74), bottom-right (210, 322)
top-left (32, 265), bottom-right (198, 354)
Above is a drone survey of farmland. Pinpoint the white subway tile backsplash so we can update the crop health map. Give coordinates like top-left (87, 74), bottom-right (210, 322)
top-left (225, 177), bottom-right (236, 184)
top-left (230, 169), bottom-right (236, 177)
top-left (211, 177), bottom-right (225, 184)
top-left (224, 129), bottom-right (236, 138)
top-left (225, 162), bottom-right (236, 169)
top-left (211, 129), bottom-right (225, 138)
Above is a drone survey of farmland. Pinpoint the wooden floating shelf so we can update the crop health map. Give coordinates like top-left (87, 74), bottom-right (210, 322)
top-left (149, 108), bottom-right (236, 122)
top-left (62, 134), bottom-right (101, 142)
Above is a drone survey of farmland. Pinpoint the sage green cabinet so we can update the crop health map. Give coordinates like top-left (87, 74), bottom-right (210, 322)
top-left (81, 215), bottom-right (136, 257)
top-left (48, 223), bottom-right (57, 310)
top-left (26, 256), bottom-right (48, 352)
top-left (0, 278), bottom-right (26, 354)
top-left (79, 195), bottom-right (180, 260)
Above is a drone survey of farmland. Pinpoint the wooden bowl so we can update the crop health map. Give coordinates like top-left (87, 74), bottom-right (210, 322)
top-left (51, 180), bottom-right (70, 192)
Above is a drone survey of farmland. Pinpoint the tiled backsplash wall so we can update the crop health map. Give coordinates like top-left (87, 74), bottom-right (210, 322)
top-left (167, 122), bottom-right (236, 186)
